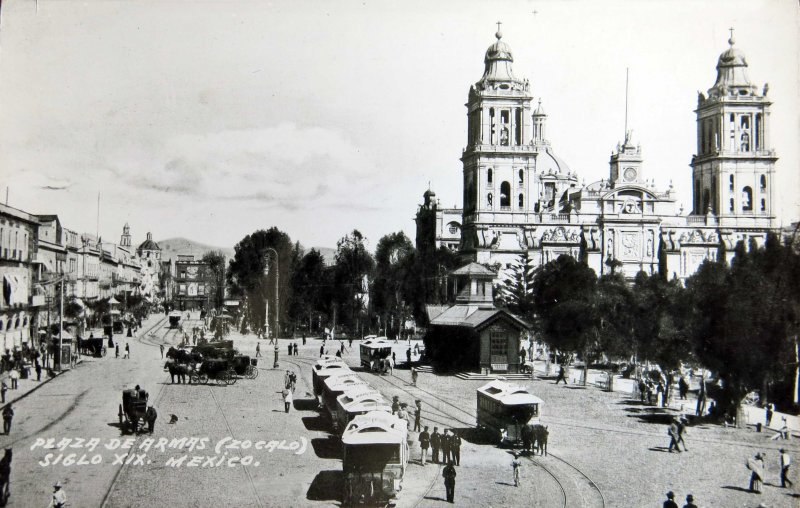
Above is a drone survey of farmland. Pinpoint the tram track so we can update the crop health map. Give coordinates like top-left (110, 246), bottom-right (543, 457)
top-left (99, 315), bottom-right (183, 508)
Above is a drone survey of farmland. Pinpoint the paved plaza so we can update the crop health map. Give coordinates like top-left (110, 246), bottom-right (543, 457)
top-left (0, 314), bottom-right (798, 507)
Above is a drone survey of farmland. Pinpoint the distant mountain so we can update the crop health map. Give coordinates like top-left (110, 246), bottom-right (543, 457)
top-left (155, 237), bottom-right (336, 265)
top-left (157, 237), bottom-right (235, 262)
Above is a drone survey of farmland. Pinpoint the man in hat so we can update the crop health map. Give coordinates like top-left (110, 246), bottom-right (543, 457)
top-left (780, 448), bottom-right (793, 488)
top-left (511, 452), bottom-right (522, 487)
top-left (442, 460), bottom-right (457, 503)
top-left (2, 404), bottom-right (13, 434)
top-left (431, 427), bottom-right (441, 464)
top-left (662, 491), bottom-right (678, 508)
top-left (682, 494), bottom-right (697, 508)
top-left (49, 481), bottom-right (66, 508)
top-left (418, 426), bottom-right (430, 465)
top-left (451, 430), bottom-right (462, 466)
top-left (413, 400), bottom-right (422, 432)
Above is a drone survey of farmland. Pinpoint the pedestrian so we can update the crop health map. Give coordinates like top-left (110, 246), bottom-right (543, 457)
top-left (256, 343), bottom-right (262, 357)
top-left (293, 342), bottom-right (298, 356)
top-left (555, 365), bottom-right (568, 385)
top-left (668, 419), bottom-right (681, 453)
top-left (682, 494), bottom-right (697, 508)
top-left (348, 337), bottom-right (352, 348)
top-left (678, 376), bottom-right (689, 399)
top-left (770, 417), bottom-right (790, 440)
top-left (413, 400), bottom-right (422, 432)
top-left (9, 369), bottom-right (18, 389)
top-left (146, 406), bottom-right (157, 434)
top-left (49, 481), bottom-right (66, 508)
top-left (442, 460), bottom-right (457, 503)
top-left (340, 342), bottom-right (345, 355)
top-left (273, 345), bottom-right (279, 368)
top-left (392, 352), bottom-right (396, 365)
top-left (287, 343), bottom-right (292, 356)
top-left (124, 343), bottom-right (130, 359)
top-left (284, 370), bottom-right (291, 389)
top-left (766, 403), bottom-right (774, 427)
top-left (35, 361), bottom-right (42, 381)
top-left (319, 344), bottom-right (324, 358)
top-left (662, 491), bottom-right (678, 508)
top-left (780, 448), bottom-right (793, 488)
top-left (2, 381), bottom-right (8, 404)
top-left (638, 378), bottom-right (647, 402)
top-left (283, 389), bottom-right (293, 413)
top-left (414, 343), bottom-right (420, 355)
top-left (302, 333), bottom-right (306, 346)
top-left (397, 404), bottom-right (409, 429)
top-left (419, 426), bottom-right (430, 465)
top-left (451, 431), bottom-right (461, 466)
top-left (431, 427), bottom-right (441, 464)
top-left (115, 344), bottom-right (120, 358)
top-left (676, 417), bottom-right (689, 451)
top-left (2, 404), bottom-right (13, 434)
top-left (411, 367), bottom-right (418, 387)
top-left (289, 371), bottom-right (297, 392)
top-left (748, 452), bottom-right (765, 493)
top-left (388, 356), bottom-right (394, 375)
top-left (391, 395), bottom-right (400, 414)
top-left (511, 453), bottom-right (522, 486)
top-left (406, 347), bottom-right (411, 366)
top-left (335, 350), bottom-right (342, 358)
top-left (160, 344), bottom-right (164, 359)
top-left (695, 379), bottom-right (706, 416)
top-left (442, 430), bottom-right (451, 464)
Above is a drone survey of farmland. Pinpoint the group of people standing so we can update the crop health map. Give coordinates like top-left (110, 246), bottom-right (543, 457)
top-left (417, 425), bottom-right (462, 467)
top-left (746, 449), bottom-right (793, 494)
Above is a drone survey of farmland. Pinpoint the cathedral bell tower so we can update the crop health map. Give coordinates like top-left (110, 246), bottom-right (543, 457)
top-left (460, 25), bottom-right (536, 259)
top-left (690, 32), bottom-right (776, 228)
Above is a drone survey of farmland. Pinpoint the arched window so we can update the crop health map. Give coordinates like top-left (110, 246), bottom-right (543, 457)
top-left (760, 199), bottom-right (766, 212)
top-left (742, 186), bottom-right (753, 211)
top-left (702, 189), bottom-right (710, 214)
top-left (729, 175), bottom-right (734, 191)
top-left (487, 168), bottom-right (492, 183)
top-left (518, 193), bottom-right (524, 208)
top-left (518, 169), bottom-right (524, 185)
top-left (760, 175), bottom-right (766, 191)
top-left (487, 193), bottom-right (493, 209)
top-left (500, 181), bottom-right (511, 208)
top-left (729, 198), bottom-right (734, 212)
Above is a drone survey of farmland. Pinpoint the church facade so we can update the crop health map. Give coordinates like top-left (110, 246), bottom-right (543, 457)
top-left (417, 29), bottom-right (778, 280)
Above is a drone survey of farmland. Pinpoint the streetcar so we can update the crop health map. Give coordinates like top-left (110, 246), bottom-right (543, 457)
top-left (476, 379), bottom-right (543, 445)
top-left (359, 336), bottom-right (392, 369)
top-left (321, 373), bottom-right (369, 419)
top-left (312, 359), bottom-right (350, 397)
top-left (168, 310), bottom-right (182, 329)
top-left (334, 386), bottom-right (390, 434)
top-left (341, 411), bottom-right (409, 507)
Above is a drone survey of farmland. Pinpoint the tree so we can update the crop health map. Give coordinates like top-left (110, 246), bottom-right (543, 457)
top-left (287, 248), bottom-right (333, 333)
top-left (333, 230), bottom-right (375, 332)
top-left (372, 232), bottom-right (416, 338)
top-left (227, 228), bottom-right (294, 335)
top-left (631, 272), bottom-right (692, 373)
top-left (687, 235), bottom-right (800, 417)
top-left (495, 251), bottom-right (536, 321)
top-left (532, 255), bottom-right (599, 383)
top-left (201, 250), bottom-right (227, 309)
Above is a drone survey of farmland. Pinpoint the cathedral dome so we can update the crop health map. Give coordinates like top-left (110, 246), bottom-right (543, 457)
top-left (538, 146), bottom-right (571, 175)
top-left (475, 29), bottom-right (526, 90)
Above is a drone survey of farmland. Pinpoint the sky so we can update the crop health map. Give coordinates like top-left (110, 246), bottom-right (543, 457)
top-left (0, 0), bottom-right (797, 252)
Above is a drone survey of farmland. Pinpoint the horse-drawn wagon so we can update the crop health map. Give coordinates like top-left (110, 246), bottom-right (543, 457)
top-left (80, 335), bottom-right (107, 357)
top-left (119, 387), bottom-right (155, 434)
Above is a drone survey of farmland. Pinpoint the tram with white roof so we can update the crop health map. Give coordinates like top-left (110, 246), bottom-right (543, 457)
top-left (334, 386), bottom-right (391, 434)
top-left (311, 358), bottom-right (350, 397)
top-left (321, 373), bottom-right (370, 418)
top-left (341, 411), bottom-right (409, 507)
top-left (476, 379), bottom-right (543, 445)
top-left (359, 336), bottom-right (392, 369)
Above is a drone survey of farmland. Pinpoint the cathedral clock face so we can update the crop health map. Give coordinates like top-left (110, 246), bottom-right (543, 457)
top-left (623, 167), bottom-right (637, 182)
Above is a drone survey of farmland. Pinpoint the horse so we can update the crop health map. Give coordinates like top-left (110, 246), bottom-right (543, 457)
top-left (163, 361), bottom-right (188, 384)
top-left (531, 424), bottom-right (548, 456)
top-left (520, 424), bottom-right (534, 454)
top-left (0, 448), bottom-right (11, 506)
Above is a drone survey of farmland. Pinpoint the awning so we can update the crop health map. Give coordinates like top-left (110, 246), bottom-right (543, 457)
top-left (3, 275), bottom-right (18, 306)
top-left (107, 296), bottom-right (120, 305)
top-left (109, 309), bottom-right (121, 315)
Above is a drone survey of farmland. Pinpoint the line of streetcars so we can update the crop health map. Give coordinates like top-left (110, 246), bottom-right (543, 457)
top-left (311, 356), bottom-right (408, 507)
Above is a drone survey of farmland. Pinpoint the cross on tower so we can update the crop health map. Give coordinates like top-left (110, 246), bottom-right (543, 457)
top-left (496, 21), bottom-right (502, 32)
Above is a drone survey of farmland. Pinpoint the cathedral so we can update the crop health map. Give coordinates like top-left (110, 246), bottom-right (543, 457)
top-left (416, 28), bottom-right (778, 280)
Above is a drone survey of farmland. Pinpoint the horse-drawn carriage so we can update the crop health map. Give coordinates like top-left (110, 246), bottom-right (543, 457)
top-left (232, 355), bottom-right (258, 379)
top-left (119, 387), bottom-right (155, 434)
top-left (194, 358), bottom-right (237, 385)
top-left (80, 335), bottom-right (107, 357)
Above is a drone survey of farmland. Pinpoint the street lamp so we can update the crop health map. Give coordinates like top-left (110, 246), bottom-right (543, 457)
top-left (263, 247), bottom-right (279, 340)
top-left (36, 276), bottom-right (66, 371)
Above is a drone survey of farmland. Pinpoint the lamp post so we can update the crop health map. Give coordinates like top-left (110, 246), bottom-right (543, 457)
top-left (263, 247), bottom-right (279, 341)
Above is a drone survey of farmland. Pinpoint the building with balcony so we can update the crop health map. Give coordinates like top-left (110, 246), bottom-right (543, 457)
top-left (0, 204), bottom-right (39, 350)
top-left (169, 255), bottom-right (213, 311)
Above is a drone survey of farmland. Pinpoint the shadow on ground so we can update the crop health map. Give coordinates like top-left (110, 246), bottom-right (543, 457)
top-left (307, 470), bottom-right (343, 502)
top-left (294, 398), bottom-right (319, 411)
top-left (302, 416), bottom-right (330, 432)
top-left (311, 436), bottom-right (342, 459)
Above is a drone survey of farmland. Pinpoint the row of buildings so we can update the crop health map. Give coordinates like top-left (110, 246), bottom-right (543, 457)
top-left (0, 203), bottom-right (218, 353)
